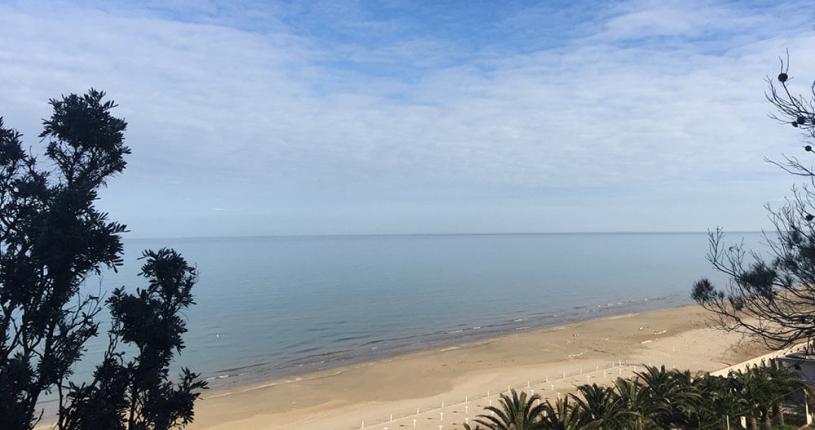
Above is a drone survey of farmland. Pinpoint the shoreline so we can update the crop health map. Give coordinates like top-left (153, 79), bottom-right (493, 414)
top-left (201, 293), bottom-right (689, 390)
top-left (189, 304), bottom-right (767, 430)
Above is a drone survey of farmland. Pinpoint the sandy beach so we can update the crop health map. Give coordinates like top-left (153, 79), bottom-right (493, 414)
top-left (189, 304), bottom-right (767, 430)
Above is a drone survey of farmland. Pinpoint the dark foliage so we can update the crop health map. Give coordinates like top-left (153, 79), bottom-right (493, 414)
top-left (62, 249), bottom-right (206, 430)
top-left (0, 90), bottom-right (206, 430)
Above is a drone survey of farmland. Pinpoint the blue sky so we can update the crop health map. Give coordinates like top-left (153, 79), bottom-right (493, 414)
top-left (1, 0), bottom-right (814, 237)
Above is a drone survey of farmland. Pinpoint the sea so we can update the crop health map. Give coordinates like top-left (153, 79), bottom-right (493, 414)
top-left (76, 232), bottom-right (766, 388)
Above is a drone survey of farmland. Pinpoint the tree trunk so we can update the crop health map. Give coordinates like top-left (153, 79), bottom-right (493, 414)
top-left (774, 402), bottom-right (785, 426)
top-left (762, 413), bottom-right (772, 430)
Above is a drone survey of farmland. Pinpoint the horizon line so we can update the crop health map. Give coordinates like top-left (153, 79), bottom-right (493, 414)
top-left (122, 230), bottom-right (769, 241)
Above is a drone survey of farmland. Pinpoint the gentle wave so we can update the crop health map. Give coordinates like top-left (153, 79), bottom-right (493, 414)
top-left (204, 293), bottom-right (682, 387)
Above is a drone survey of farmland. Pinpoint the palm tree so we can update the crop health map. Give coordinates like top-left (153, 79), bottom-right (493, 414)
top-left (571, 383), bottom-right (631, 429)
top-left (474, 389), bottom-right (546, 430)
top-left (635, 366), bottom-right (702, 428)
top-left (538, 397), bottom-right (582, 430)
top-left (671, 369), bottom-right (708, 428)
top-left (694, 374), bottom-right (747, 430)
top-left (766, 362), bottom-right (801, 427)
top-left (734, 366), bottom-right (776, 430)
top-left (610, 378), bottom-right (656, 429)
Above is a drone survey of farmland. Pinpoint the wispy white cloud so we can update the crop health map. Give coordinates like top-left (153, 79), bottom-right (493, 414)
top-left (0, 0), bottom-right (812, 235)
top-left (597, 0), bottom-right (761, 40)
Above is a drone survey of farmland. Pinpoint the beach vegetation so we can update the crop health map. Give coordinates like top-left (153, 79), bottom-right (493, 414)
top-left (463, 363), bottom-right (801, 429)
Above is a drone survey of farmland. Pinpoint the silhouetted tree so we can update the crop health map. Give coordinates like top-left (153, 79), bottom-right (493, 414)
top-left (62, 249), bottom-right (206, 430)
top-left (0, 90), bottom-right (206, 430)
top-left (692, 56), bottom-right (815, 350)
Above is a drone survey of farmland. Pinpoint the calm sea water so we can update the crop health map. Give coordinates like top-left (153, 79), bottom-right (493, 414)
top-left (78, 232), bottom-right (764, 387)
